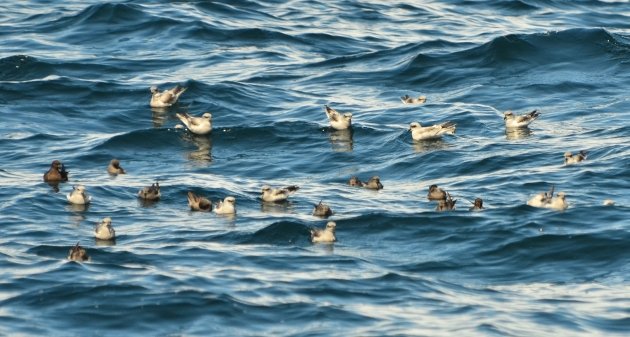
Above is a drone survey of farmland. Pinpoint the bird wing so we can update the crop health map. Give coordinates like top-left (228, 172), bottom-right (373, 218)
top-left (325, 106), bottom-right (339, 122)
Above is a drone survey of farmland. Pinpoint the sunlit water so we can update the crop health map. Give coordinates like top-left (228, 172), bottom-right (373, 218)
top-left (1, 1), bottom-right (629, 336)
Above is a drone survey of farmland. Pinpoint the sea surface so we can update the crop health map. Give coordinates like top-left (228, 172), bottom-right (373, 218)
top-left (1, 1), bottom-right (629, 336)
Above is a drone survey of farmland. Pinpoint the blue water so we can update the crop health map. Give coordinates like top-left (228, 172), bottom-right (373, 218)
top-left (1, 1), bottom-right (630, 336)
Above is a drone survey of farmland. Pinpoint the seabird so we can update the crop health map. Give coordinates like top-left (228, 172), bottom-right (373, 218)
top-left (138, 182), bottom-right (161, 201)
top-left (187, 191), bottom-right (212, 212)
top-left (107, 159), bottom-right (126, 175)
top-left (564, 151), bottom-right (587, 165)
top-left (310, 221), bottom-right (337, 243)
top-left (469, 198), bottom-right (484, 211)
top-left (427, 184), bottom-right (447, 201)
top-left (503, 110), bottom-right (540, 128)
top-left (324, 105), bottom-right (352, 130)
top-left (527, 185), bottom-right (556, 208)
top-left (67, 185), bottom-right (91, 205)
top-left (214, 196), bottom-right (236, 215)
top-left (348, 176), bottom-right (364, 187)
top-left (68, 242), bottom-right (89, 262)
top-left (603, 199), bottom-right (615, 206)
top-left (545, 191), bottom-right (568, 210)
top-left (409, 121), bottom-right (456, 141)
top-left (261, 185), bottom-right (299, 202)
top-left (364, 176), bottom-right (383, 190)
top-left (149, 85), bottom-right (187, 108)
top-left (176, 112), bottom-right (212, 135)
top-left (400, 95), bottom-right (426, 104)
top-left (43, 160), bottom-right (69, 182)
top-left (436, 192), bottom-right (456, 211)
top-left (94, 217), bottom-right (115, 240)
top-left (313, 201), bottom-right (333, 217)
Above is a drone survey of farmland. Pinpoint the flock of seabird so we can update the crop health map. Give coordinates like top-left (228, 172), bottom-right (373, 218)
top-left (45, 85), bottom-right (606, 262)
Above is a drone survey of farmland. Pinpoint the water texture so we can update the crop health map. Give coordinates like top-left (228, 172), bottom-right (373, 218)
top-left (1, 1), bottom-right (629, 336)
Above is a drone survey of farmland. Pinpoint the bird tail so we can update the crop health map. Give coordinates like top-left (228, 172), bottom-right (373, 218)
top-left (284, 185), bottom-right (299, 193)
top-left (187, 191), bottom-right (197, 207)
top-left (400, 95), bottom-right (410, 103)
top-left (528, 110), bottom-right (540, 120)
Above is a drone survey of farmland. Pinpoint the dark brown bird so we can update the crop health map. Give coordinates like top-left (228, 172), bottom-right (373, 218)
top-left (427, 185), bottom-right (446, 201)
top-left (138, 182), bottom-right (161, 200)
top-left (67, 242), bottom-right (89, 262)
top-left (436, 193), bottom-right (457, 211)
top-left (107, 159), bottom-right (126, 175)
top-left (43, 160), bottom-right (69, 182)
top-left (364, 176), bottom-right (383, 190)
top-left (313, 201), bottom-right (333, 217)
top-left (187, 191), bottom-right (212, 211)
top-left (469, 198), bottom-right (484, 211)
top-left (348, 176), bottom-right (364, 187)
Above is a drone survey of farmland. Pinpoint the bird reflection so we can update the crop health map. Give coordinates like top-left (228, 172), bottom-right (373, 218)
top-left (505, 127), bottom-right (532, 140)
top-left (261, 201), bottom-right (294, 214)
top-left (328, 128), bottom-right (354, 152)
top-left (151, 108), bottom-right (169, 128)
top-left (47, 182), bottom-right (61, 193)
top-left (95, 238), bottom-right (116, 247)
top-left (412, 139), bottom-right (449, 153)
top-left (181, 133), bottom-right (212, 162)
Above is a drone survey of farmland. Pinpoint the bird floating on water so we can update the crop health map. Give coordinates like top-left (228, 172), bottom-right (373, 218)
top-left (324, 105), bottom-right (352, 130)
top-left (364, 176), bottom-right (383, 190)
top-left (138, 182), bottom-right (161, 201)
top-left (94, 217), bottom-right (116, 240)
top-left (469, 198), bottom-right (484, 211)
top-left (67, 185), bottom-right (91, 205)
top-left (68, 242), bottom-right (89, 262)
top-left (176, 112), bottom-right (212, 135)
top-left (427, 184), bottom-right (447, 201)
top-left (564, 151), bottom-right (587, 165)
top-left (400, 95), bottom-right (426, 104)
top-left (503, 110), bottom-right (539, 128)
top-left (348, 176), bottom-right (364, 187)
top-left (261, 185), bottom-right (299, 202)
top-left (150, 85), bottom-right (187, 108)
top-left (107, 159), bottom-right (126, 175)
top-left (214, 196), bottom-right (236, 215)
top-left (43, 160), bottom-right (69, 182)
top-left (436, 193), bottom-right (457, 211)
top-left (187, 191), bottom-right (212, 212)
top-left (409, 121), bottom-right (456, 141)
top-left (310, 221), bottom-right (337, 243)
top-left (313, 201), bottom-right (333, 217)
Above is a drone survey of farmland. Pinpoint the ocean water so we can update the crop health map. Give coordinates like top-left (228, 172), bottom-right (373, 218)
top-left (1, 0), bottom-right (630, 336)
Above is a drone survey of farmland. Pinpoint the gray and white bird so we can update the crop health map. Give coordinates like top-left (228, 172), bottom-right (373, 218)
top-left (409, 121), bottom-right (456, 141)
top-left (527, 185), bottom-right (556, 208)
top-left (176, 112), bottom-right (212, 135)
top-left (214, 196), bottom-right (236, 215)
top-left (187, 191), bottom-right (212, 212)
top-left (149, 85), bottom-right (187, 108)
top-left (544, 192), bottom-right (568, 211)
top-left (400, 95), bottom-right (426, 104)
top-left (67, 185), bottom-right (91, 205)
top-left (138, 182), bottom-right (161, 201)
top-left (313, 201), bottom-right (333, 217)
top-left (310, 221), bottom-right (337, 243)
top-left (261, 185), bottom-right (299, 202)
top-left (564, 151), bottom-right (587, 165)
top-left (324, 105), bottom-right (352, 130)
top-left (94, 217), bottom-right (116, 240)
top-left (503, 110), bottom-right (540, 128)
top-left (107, 159), bottom-right (126, 175)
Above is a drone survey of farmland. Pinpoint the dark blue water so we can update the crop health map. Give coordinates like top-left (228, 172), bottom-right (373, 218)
top-left (1, 1), bottom-right (629, 336)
